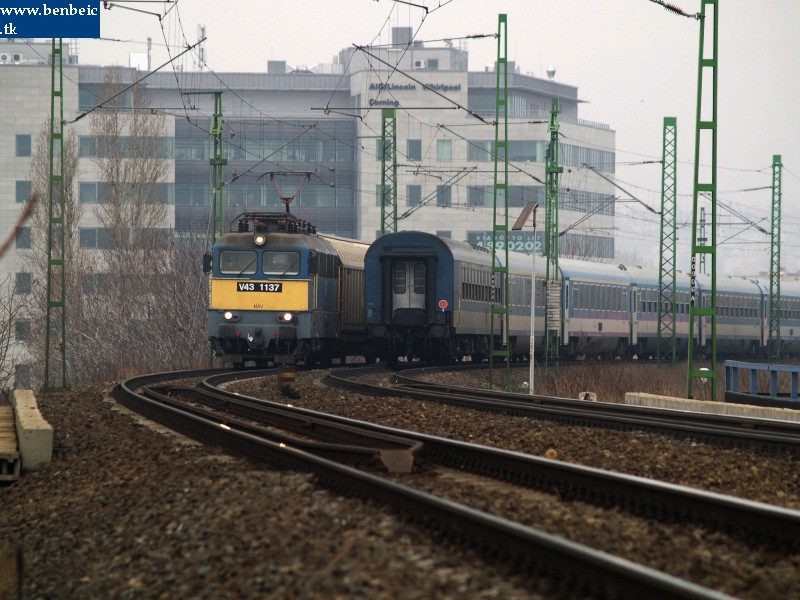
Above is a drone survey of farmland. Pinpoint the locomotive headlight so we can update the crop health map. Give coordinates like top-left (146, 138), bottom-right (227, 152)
top-left (223, 311), bottom-right (240, 322)
top-left (254, 233), bottom-right (267, 246)
top-left (277, 312), bottom-right (294, 323)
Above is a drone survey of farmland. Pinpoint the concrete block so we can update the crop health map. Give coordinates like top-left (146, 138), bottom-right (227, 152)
top-left (624, 392), bottom-right (800, 422)
top-left (12, 389), bottom-right (53, 471)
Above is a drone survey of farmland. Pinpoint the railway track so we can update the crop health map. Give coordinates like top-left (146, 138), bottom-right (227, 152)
top-left (115, 367), bottom-right (800, 598)
top-left (324, 363), bottom-right (800, 457)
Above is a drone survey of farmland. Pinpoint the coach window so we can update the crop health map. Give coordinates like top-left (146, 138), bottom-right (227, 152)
top-left (393, 263), bottom-right (406, 294)
top-left (220, 250), bottom-right (257, 275)
top-left (413, 264), bottom-right (426, 294)
top-left (264, 251), bottom-right (300, 276)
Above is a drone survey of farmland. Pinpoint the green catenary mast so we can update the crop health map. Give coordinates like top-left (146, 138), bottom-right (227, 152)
top-left (44, 38), bottom-right (68, 392)
top-left (687, 0), bottom-right (719, 400)
top-left (768, 154), bottom-right (783, 360)
top-left (657, 117), bottom-right (677, 364)
top-left (543, 98), bottom-right (562, 365)
top-left (489, 13), bottom-right (510, 390)
top-left (210, 91), bottom-right (227, 244)
top-left (380, 108), bottom-right (398, 234)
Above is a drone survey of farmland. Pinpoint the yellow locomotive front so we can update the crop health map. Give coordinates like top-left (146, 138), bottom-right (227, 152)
top-left (207, 212), bottom-right (369, 367)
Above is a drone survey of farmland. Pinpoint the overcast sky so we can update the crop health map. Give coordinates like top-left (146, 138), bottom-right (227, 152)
top-left (77, 0), bottom-right (800, 274)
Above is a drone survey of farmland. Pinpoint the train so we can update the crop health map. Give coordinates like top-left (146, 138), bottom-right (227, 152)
top-left (206, 211), bottom-right (370, 367)
top-left (364, 230), bottom-right (800, 364)
top-left (208, 222), bottom-right (800, 367)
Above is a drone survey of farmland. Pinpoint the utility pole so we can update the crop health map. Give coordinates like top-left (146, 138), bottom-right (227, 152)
top-left (687, 0), bottom-right (719, 400)
top-left (380, 108), bottom-right (398, 234)
top-left (44, 38), bottom-right (67, 392)
top-left (544, 98), bottom-right (563, 365)
top-left (768, 154), bottom-right (783, 360)
top-left (489, 13), bottom-right (510, 390)
top-left (657, 117), bottom-right (677, 364)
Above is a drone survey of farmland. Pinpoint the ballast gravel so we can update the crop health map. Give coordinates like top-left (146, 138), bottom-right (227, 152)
top-left (2, 368), bottom-right (800, 599)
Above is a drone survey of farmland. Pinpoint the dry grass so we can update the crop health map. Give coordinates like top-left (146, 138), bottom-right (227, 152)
top-left (485, 361), bottom-right (721, 403)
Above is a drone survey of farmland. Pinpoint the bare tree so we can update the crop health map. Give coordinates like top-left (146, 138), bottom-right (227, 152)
top-left (20, 122), bottom-right (83, 388)
top-left (90, 69), bottom-right (170, 260)
top-left (0, 275), bottom-right (27, 391)
top-left (78, 69), bottom-right (208, 378)
top-left (20, 70), bottom-right (210, 385)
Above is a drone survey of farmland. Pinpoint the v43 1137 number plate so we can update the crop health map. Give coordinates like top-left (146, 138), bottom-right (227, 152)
top-left (237, 282), bottom-right (283, 292)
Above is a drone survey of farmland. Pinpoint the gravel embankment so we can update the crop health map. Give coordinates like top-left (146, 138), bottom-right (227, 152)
top-left (1, 385), bottom-right (542, 599)
top-left (3, 370), bottom-right (800, 599)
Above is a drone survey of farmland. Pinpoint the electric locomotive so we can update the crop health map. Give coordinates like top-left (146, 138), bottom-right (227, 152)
top-left (207, 212), bottom-right (369, 367)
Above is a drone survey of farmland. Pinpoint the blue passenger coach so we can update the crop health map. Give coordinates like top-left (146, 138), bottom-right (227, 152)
top-left (364, 231), bottom-right (500, 362)
top-left (364, 230), bottom-right (781, 365)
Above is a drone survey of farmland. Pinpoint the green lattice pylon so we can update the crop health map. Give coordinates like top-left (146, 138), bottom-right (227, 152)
top-left (768, 154), bottom-right (783, 360)
top-left (210, 92), bottom-right (227, 243)
top-left (489, 13), bottom-right (510, 390)
top-left (657, 117), bottom-right (677, 364)
top-left (543, 98), bottom-right (562, 365)
top-left (44, 38), bottom-right (67, 392)
top-left (380, 108), bottom-right (398, 234)
top-left (687, 0), bottom-right (719, 400)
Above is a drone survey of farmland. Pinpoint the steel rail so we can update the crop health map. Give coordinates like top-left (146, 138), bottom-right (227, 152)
top-left (115, 368), bottom-right (730, 599)
top-left (398, 365), bottom-right (800, 437)
top-left (324, 365), bottom-right (800, 455)
top-left (319, 366), bottom-right (800, 547)
top-left (140, 385), bottom-right (417, 472)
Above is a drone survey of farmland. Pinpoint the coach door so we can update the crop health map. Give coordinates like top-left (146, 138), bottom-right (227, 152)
top-left (391, 260), bottom-right (426, 325)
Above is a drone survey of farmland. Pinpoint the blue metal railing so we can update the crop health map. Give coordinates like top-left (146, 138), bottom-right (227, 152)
top-left (724, 360), bottom-right (799, 404)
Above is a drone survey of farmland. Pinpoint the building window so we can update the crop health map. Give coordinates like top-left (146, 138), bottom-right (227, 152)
top-left (174, 183), bottom-right (211, 206)
top-left (15, 320), bottom-right (30, 342)
top-left (16, 181), bottom-right (32, 204)
top-left (436, 230), bottom-right (451, 239)
top-left (436, 185), bottom-right (451, 207)
top-left (508, 140), bottom-right (544, 162)
top-left (80, 228), bottom-right (114, 250)
top-left (317, 186), bottom-right (336, 207)
top-left (426, 59), bottom-right (439, 70)
top-left (375, 184), bottom-right (393, 207)
top-left (468, 186), bottom-right (490, 207)
top-left (406, 185), bottom-right (421, 207)
top-left (79, 182), bottom-right (98, 203)
top-left (407, 139), bottom-right (421, 161)
top-left (467, 140), bottom-right (492, 162)
top-left (436, 139), bottom-right (452, 162)
top-left (80, 228), bottom-right (97, 249)
top-left (375, 138), bottom-right (393, 161)
top-left (15, 273), bottom-right (32, 295)
top-left (16, 134), bottom-right (32, 157)
top-left (15, 227), bottom-right (31, 249)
